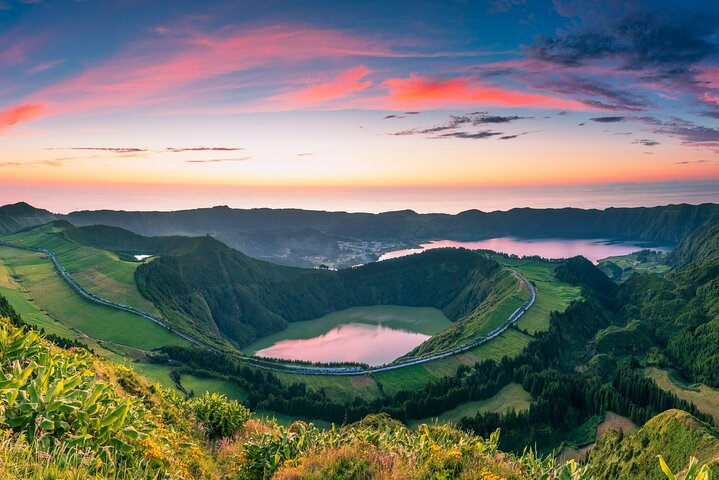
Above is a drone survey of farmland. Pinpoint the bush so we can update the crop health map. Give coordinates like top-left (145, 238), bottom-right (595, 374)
top-left (191, 392), bottom-right (250, 439)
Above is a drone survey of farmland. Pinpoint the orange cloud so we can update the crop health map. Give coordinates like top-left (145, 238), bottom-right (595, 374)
top-left (378, 75), bottom-right (589, 110)
top-left (0, 103), bottom-right (46, 129)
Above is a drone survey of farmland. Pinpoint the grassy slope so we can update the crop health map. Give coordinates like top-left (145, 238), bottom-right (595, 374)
top-left (3, 224), bottom-right (160, 314)
top-left (244, 305), bottom-right (452, 355)
top-left (373, 258), bottom-right (580, 396)
top-left (645, 367), bottom-right (719, 424)
top-left (407, 383), bottom-right (532, 427)
top-left (589, 409), bottom-right (719, 479)
top-left (0, 245), bottom-right (188, 350)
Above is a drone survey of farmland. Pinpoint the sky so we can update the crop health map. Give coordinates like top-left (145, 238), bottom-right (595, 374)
top-left (1, 0), bottom-right (718, 213)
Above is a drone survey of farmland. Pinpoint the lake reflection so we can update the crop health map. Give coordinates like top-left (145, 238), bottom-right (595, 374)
top-left (253, 323), bottom-right (429, 366)
top-left (379, 237), bottom-right (670, 264)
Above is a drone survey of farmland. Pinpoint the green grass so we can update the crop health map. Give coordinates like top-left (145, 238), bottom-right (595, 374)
top-left (0, 245), bottom-right (189, 351)
top-left (180, 374), bottom-right (249, 401)
top-left (274, 371), bottom-right (383, 402)
top-left (644, 367), bottom-right (719, 424)
top-left (255, 411), bottom-right (333, 430)
top-left (3, 224), bottom-right (160, 315)
top-left (495, 257), bottom-right (582, 335)
top-left (245, 305), bottom-right (452, 354)
top-left (407, 383), bottom-right (532, 427)
top-left (597, 250), bottom-right (671, 282)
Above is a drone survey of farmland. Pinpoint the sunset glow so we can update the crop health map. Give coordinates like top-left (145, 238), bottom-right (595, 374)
top-left (1, 0), bottom-right (718, 212)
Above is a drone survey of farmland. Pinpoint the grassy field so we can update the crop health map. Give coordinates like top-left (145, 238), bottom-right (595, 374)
top-left (644, 367), bottom-right (719, 424)
top-left (275, 371), bottom-right (383, 402)
top-left (407, 383), bottom-right (532, 427)
top-left (245, 305), bottom-right (452, 354)
top-left (3, 224), bottom-right (160, 315)
top-left (0, 245), bottom-right (189, 351)
top-left (495, 257), bottom-right (582, 335)
top-left (130, 362), bottom-right (249, 402)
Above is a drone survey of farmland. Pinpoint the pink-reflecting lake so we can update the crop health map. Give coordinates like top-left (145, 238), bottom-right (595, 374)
top-left (378, 237), bottom-right (670, 264)
top-left (253, 323), bottom-right (430, 366)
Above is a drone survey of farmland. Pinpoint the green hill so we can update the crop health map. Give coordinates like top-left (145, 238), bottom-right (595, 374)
top-left (0, 202), bottom-right (56, 235)
top-left (589, 409), bottom-right (719, 479)
top-left (135, 241), bottom-right (512, 347)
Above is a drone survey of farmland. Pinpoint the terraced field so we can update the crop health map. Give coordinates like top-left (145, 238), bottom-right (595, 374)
top-left (0, 245), bottom-right (189, 350)
top-left (3, 224), bottom-right (160, 315)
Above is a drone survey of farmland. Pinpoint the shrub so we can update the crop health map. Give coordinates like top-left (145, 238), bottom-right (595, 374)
top-left (191, 392), bottom-right (250, 439)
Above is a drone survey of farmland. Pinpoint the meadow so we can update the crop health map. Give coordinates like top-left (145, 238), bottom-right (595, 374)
top-left (0, 245), bottom-right (189, 351)
top-left (3, 224), bottom-right (160, 315)
top-left (407, 382), bottom-right (533, 427)
top-left (645, 367), bottom-right (719, 424)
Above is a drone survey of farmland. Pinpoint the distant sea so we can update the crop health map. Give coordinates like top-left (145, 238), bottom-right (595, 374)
top-left (3, 179), bottom-right (718, 214)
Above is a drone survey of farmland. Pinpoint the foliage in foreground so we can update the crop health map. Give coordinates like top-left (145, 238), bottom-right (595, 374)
top-left (0, 311), bottom-right (715, 479)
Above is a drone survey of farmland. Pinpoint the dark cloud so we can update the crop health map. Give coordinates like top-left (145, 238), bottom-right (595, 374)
top-left (537, 76), bottom-right (650, 112)
top-left (392, 112), bottom-right (526, 137)
top-left (498, 131), bottom-right (531, 140)
top-left (589, 116), bottom-right (626, 123)
top-left (384, 114), bottom-right (404, 119)
top-left (632, 138), bottom-right (660, 146)
top-left (296, 152), bottom-right (314, 156)
top-left (166, 147), bottom-right (244, 152)
top-left (47, 147), bottom-right (147, 153)
top-left (675, 159), bottom-right (708, 165)
top-left (637, 116), bottom-right (719, 152)
top-left (186, 159), bottom-right (246, 163)
top-left (529, 11), bottom-right (719, 76)
top-left (436, 130), bottom-right (503, 140)
top-left (404, 111), bottom-right (421, 115)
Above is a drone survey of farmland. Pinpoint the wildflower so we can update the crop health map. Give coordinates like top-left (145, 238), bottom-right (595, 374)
top-left (448, 450), bottom-right (462, 459)
top-left (480, 470), bottom-right (506, 480)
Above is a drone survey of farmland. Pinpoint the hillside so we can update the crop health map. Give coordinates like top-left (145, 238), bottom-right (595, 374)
top-left (0, 202), bottom-right (56, 235)
top-left (62, 203), bottom-right (719, 266)
top-left (589, 409), bottom-right (719, 479)
top-left (134, 241), bottom-right (510, 347)
top-left (2, 297), bottom-right (715, 479)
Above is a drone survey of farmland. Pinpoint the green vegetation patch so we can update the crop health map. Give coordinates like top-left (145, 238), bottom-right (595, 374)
top-left (4, 223), bottom-right (160, 315)
top-left (0, 245), bottom-right (189, 351)
top-left (407, 383), bottom-right (532, 427)
top-left (645, 367), bottom-right (719, 424)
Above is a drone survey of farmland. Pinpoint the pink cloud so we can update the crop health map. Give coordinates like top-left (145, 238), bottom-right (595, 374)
top-left (0, 25), bottom-right (399, 127)
top-left (376, 74), bottom-right (589, 110)
top-left (270, 66), bottom-right (371, 108)
top-left (0, 103), bottom-right (46, 129)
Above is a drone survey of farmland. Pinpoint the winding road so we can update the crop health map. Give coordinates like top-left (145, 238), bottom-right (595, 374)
top-left (0, 239), bottom-right (535, 376)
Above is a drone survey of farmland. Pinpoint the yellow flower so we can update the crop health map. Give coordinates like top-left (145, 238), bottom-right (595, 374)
top-left (430, 444), bottom-right (441, 452)
top-left (448, 450), bottom-right (462, 459)
top-left (480, 470), bottom-right (506, 480)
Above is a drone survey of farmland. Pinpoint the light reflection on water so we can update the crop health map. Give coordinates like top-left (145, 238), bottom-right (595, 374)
top-left (254, 322), bottom-right (429, 366)
top-left (379, 237), bottom-right (671, 264)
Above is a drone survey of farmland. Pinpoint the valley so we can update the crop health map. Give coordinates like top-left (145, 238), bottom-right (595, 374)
top-left (0, 201), bottom-right (717, 479)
